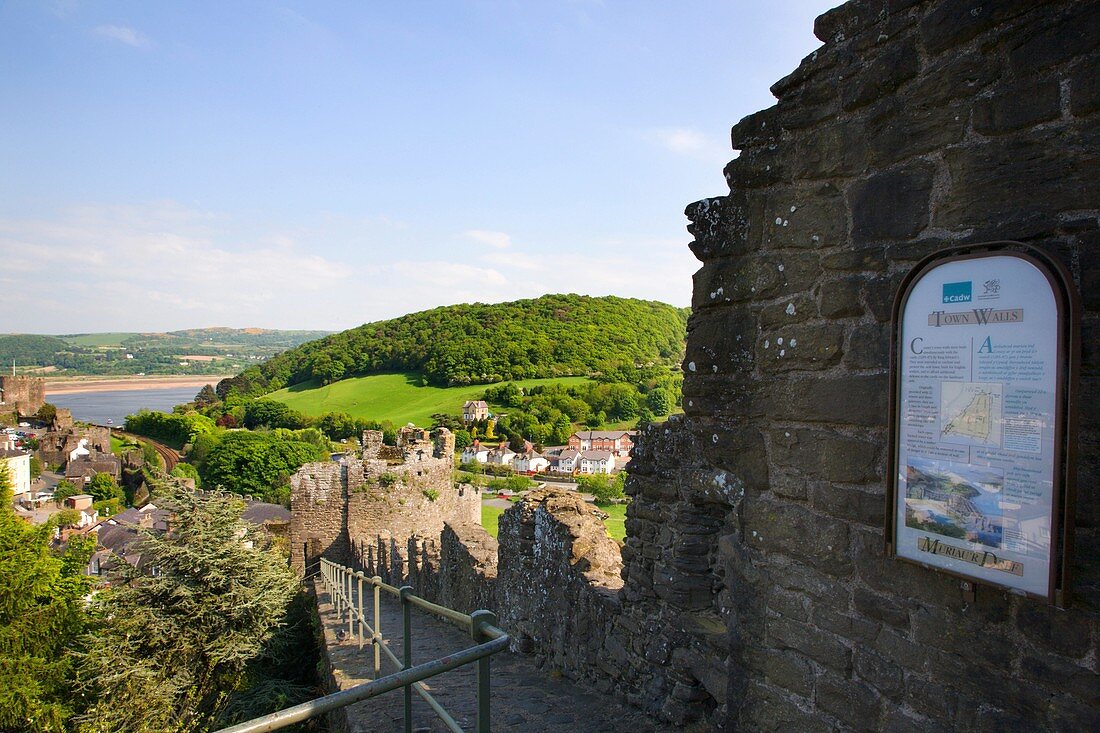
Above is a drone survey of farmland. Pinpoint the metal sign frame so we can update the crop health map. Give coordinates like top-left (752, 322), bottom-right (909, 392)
top-left (885, 241), bottom-right (1079, 606)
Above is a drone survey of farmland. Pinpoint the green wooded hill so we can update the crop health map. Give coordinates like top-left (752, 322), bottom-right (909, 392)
top-left (224, 294), bottom-right (689, 395)
top-left (0, 334), bottom-right (72, 366)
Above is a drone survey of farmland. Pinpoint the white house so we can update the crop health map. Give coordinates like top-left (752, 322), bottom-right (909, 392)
top-left (550, 449), bottom-right (582, 474)
top-left (578, 450), bottom-right (616, 475)
top-left (68, 437), bottom-right (91, 463)
top-left (460, 440), bottom-right (491, 464)
top-left (0, 447), bottom-right (31, 497)
top-left (486, 443), bottom-right (516, 466)
top-left (513, 444), bottom-right (549, 474)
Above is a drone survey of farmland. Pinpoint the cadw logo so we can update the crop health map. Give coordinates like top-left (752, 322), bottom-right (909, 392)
top-left (942, 281), bottom-right (972, 304)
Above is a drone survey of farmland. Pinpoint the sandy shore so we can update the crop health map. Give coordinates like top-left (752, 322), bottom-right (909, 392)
top-left (44, 375), bottom-right (233, 395)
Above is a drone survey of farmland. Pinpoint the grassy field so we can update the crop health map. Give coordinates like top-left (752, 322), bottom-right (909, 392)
top-left (267, 373), bottom-right (592, 426)
top-left (60, 332), bottom-right (136, 348)
top-left (481, 500), bottom-right (627, 541)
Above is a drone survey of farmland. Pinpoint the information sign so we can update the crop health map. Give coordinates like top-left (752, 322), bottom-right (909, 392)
top-left (887, 244), bottom-right (1078, 604)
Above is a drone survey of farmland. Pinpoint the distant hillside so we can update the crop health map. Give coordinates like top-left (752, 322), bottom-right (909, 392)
top-left (222, 294), bottom-right (689, 396)
top-left (0, 328), bottom-right (331, 376)
top-left (0, 334), bottom-right (73, 366)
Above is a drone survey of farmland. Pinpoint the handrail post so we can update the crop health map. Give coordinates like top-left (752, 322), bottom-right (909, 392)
top-left (400, 585), bottom-right (414, 733)
top-left (347, 567), bottom-right (354, 641)
top-left (373, 576), bottom-right (382, 677)
top-left (335, 564), bottom-right (342, 616)
top-left (470, 610), bottom-right (497, 733)
top-left (356, 572), bottom-right (365, 650)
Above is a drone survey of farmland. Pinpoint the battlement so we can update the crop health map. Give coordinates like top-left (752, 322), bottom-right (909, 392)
top-left (290, 426), bottom-right (474, 573)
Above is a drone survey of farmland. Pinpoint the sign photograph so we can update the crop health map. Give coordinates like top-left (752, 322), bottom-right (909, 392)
top-left (887, 245), bottom-right (1078, 603)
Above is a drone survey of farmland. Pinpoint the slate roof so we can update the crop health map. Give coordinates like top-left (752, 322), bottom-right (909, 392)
top-left (571, 431), bottom-right (636, 441)
top-left (242, 501), bottom-right (291, 525)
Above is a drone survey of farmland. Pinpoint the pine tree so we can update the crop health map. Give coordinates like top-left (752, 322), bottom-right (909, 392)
top-left (75, 480), bottom-right (300, 732)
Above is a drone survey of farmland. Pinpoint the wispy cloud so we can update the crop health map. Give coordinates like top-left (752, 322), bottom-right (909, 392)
top-left (0, 201), bottom-right (694, 333)
top-left (464, 229), bottom-right (513, 249)
top-left (93, 24), bottom-right (152, 49)
top-left (0, 202), bottom-right (346, 331)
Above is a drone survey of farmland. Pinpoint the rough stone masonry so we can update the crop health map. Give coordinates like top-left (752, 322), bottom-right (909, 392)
top-left (656, 0), bottom-right (1098, 729)
top-left (304, 2), bottom-right (1099, 731)
top-left (289, 426), bottom-right (479, 574)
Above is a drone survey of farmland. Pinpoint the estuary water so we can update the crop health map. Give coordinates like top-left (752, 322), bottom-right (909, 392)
top-left (47, 387), bottom-right (200, 426)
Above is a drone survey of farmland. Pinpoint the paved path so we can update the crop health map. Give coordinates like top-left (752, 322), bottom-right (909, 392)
top-left (315, 581), bottom-right (674, 733)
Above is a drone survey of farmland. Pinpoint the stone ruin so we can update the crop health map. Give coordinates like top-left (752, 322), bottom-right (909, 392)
top-left (289, 426), bottom-right (478, 574)
top-left (0, 375), bottom-right (45, 417)
top-left (38, 410), bottom-right (113, 471)
top-left (299, 2), bottom-right (1100, 730)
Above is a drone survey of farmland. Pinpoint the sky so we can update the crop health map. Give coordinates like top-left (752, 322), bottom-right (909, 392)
top-left (0, 1), bottom-right (837, 334)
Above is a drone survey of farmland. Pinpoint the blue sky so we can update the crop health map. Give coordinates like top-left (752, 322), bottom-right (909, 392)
top-left (1, 1), bottom-right (836, 333)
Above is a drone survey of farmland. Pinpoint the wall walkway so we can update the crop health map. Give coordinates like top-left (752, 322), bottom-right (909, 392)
top-left (313, 577), bottom-right (681, 733)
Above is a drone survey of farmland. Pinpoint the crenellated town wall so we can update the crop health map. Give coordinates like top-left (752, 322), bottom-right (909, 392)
top-left (303, 2), bottom-right (1099, 729)
top-left (289, 426), bottom-right (478, 574)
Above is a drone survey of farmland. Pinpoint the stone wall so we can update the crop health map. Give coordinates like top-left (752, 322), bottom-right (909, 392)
top-left (656, 0), bottom-right (1098, 729)
top-left (354, 489), bottom-right (704, 722)
top-left (39, 423), bottom-right (112, 469)
top-left (302, 3), bottom-right (1099, 729)
top-left (289, 427), bottom-right (479, 573)
top-left (0, 376), bottom-right (45, 416)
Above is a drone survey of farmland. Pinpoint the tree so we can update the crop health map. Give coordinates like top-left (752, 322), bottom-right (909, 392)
top-left (194, 384), bottom-right (219, 407)
top-left (53, 480), bottom-right (79, 504)
top-left (170, 462), bottom-right (201, 485)
top-left (318, 411), bottom-right (357, 441)
top-left (576, 472), bottom-right (626, 504)
top-left (53, 508), bottom-right (82, 528)
top-left (0, 462), bottom-right (93, 732)
top-left (608, 384), bottom-right (640, 421)
top-left (36, 402), bottom-right (57, 425)
top-left (200, 432), bottom-right (324, 504)
top-left (188, 432), bottom-right (221, 468)
top-left (646, 388), bottom-right (674, 417)
top-left (88, 473), bottom-right (124, 504)
top-left (76, 482), bottom-right (300, 732)
top-left (29, 456), bottom-right (42, 480)
top-left (550, 414), bottom-right (573, 445)
top-left (453, 429), bottom-right (472, 451)
top-left (243, 401), bottom-right (305, 431)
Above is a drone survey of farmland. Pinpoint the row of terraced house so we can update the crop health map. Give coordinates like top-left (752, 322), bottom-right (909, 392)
top-left (459, 429), bottom-right (635, 475)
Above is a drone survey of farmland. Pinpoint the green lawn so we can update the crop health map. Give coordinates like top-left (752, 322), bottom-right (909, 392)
top-left (480, 500), bottom-right (627, 541)
top-left (481, 505), bottom-right (504, 537)
top-left (110, 434), bottom-right (140, 454)
top-left (601, 503), bottom-right (627, 541)
top-left (267, 373), bottom-right (592, 427)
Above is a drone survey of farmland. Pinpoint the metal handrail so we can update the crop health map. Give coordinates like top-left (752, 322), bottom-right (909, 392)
top-left (214, 557), bottom-right (508, 733)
